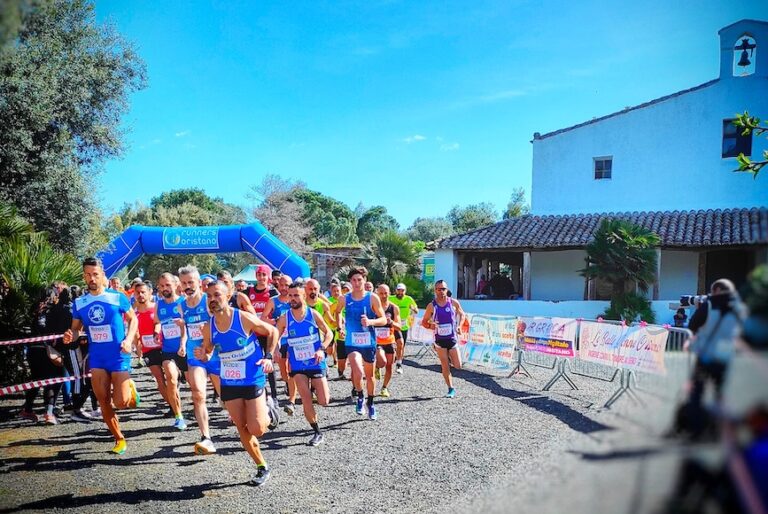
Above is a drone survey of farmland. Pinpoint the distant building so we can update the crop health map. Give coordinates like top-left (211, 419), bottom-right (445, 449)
top-left (312, 246), bottom-right (365, 286)
top-left (434, 19), bottom-right (768, 322)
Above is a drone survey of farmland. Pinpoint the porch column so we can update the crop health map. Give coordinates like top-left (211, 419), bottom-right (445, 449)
top-left (652, 248), bottom-right (661, 300)
top-left (522, 251), bottom-right (531, 300)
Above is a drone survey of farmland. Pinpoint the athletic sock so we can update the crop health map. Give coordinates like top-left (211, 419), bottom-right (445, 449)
top-left (367, 396), bottom-right (374, 407)
top-left (175, 413), bottom-right (183, 420)
top-left (46, 405), bottom-right (54, 415)
top-left (357, 390), bottom-right (364, 399)
top-left (257, 462), bottom-right (268, 469)
top-left (310, 422), bottom-right (320, 434)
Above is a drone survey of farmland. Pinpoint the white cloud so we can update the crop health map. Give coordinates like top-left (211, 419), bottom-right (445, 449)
top-left (402, 134), bottom-right (427, 144)
top-left (151, 138), bottom-right (162, 145)
top-left (175, 130), bottom-right (191, 138)
top-left (440, 142), bottom-right (460, 151)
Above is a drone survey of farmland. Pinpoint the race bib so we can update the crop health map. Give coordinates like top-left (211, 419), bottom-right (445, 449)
top-left (221, 361), bottom-right (246, 380)
top-left (141, 334), bottom-right (160, 349)
top-left (375, 327), bottom-right (390, 339)
top-left (292, 342), bottom-right (315, 361)
top-left (161, 323), bottom-right (182, 339)
top-left (89, 325), bottom-right (113, 343)
top-left (351, 331), bottom-right (371, 346)
top-left (437, 323), bottom-right (453, 337)
top-left (187, 322), bottom-right (205, 340)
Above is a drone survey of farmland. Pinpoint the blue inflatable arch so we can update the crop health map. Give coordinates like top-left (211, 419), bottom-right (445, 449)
top-left (96, 223), bottom-right (311, 279)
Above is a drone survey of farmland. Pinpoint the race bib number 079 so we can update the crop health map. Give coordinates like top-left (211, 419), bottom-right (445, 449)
top-left (89, 325), bottom-right (113, 343)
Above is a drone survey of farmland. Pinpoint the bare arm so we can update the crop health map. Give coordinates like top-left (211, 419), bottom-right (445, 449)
top-left (193, 323), bottom-right (214, 362)
top-left (261, 298), bottom-right (276, 324)
top-left (312, 309), bottom-right (334, 349)
top-left (122, 308), bottom-right (139, 354)
top-left (422, 303), bottom-right (435, 329)
top-left (335, 295), bottom-right (347, 336)
top-left (452, 299), bottom-right (466, 335)
top-left (237, 292), bottom-right (256, 314)
top-left (63, 319), bottom-right (83, 344)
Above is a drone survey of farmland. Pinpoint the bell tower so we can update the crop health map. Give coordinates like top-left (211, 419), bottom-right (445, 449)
top-left (719, 19), bottom-right (768, 79)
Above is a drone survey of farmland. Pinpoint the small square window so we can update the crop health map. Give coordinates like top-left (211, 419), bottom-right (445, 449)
top-left (722, 119), bottom-right (752, 158)
top-left (594, 157), bottom-right (612, 180)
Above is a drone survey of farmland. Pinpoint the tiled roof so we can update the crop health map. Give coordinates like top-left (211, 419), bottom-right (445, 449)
top-left (435, 208), bottom-right (768, 250)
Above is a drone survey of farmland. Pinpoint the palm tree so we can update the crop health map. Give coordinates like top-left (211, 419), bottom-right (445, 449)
top-left (0, 203), bottom-right (81, 384)
top-left (580, 219), bottom-right (660, 322)
top-left (370, 231), bottom-right (419, 284)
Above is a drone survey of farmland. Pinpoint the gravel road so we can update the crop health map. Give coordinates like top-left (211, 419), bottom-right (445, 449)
top-left (0, 345), bottom-right (686, 514)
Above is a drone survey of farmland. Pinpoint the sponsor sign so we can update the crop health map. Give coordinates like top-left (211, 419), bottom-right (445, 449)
top-left (518, 317), bottom-right (577, 358)
top-left (578, 321), bottom-right (668, 375)
top-left (162, 227), bottom-right (220, 251)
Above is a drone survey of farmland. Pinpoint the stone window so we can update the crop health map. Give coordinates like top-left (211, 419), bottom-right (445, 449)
top-left (593, 157), bottom-right (612, 180)
top-left (722, 119), bottom-right (752, 158)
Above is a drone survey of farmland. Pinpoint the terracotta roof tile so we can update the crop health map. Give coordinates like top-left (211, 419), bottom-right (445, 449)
top-left (435, 208), bottom-right (768, 250)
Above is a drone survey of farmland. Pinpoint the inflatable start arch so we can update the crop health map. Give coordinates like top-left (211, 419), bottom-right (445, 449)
top-left (97, 223), bottom-right (311, 279)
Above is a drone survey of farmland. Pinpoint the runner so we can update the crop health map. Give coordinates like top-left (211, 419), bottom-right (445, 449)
top-left (335, 267), bottom-right (387, 419)
top-left (217, 270), bottom-right (256, 314)
top-left (154, 272), bottom-right (188, 430)
top-left (63, 257), bottom-right (140, 455)
top-left (364, 281), bottom-right (374, 293)
top-left (235, 279), bottom-right (249, 294)
top-left (242, 264), bottom-right (281, 408)
top-left (421, 280), bottom-right (466, 398)
top-left (305, 278), bottom-right (332, 316)
top-left (374, 284), bottom-right (401, 398)
top-left (276, 282), bottom-right (333, 446)
top-left (262, 274), bottom-right (296, 414)
top-left (325, 280), bottom-right (346, 376)
top-left (390, 283), bottom-right (419, 374)
top-left (194, 280), bottom-right (280, 486)
top-left (133, 282), bottom-right (168, 407)
top-left (179, 265), bottom-right (220, 455)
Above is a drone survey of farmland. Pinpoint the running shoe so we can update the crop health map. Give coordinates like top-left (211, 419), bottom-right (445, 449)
top-left (396, 363), bottom-right (403, 374)
top-left (445, 388), bottom-right (456, 399)
top-left (43, 413), bottom-right (58, 425)
top-left (19, 410), bottom-right (38, 422)
top-left (174, 417), bottom-right (188, 430)
top-left (111, 439), bottom-right (127, 455)
top-left (92, 407), bottom-right (103, 418)
top-left (379, 387), bottom-right (390, 398)
top-left (250, 466), bottom-right (271, 487)
top-left (267, 397), bottom-right (280, 430)
top-left (374, 367), bottom-right (382, 380)
top-left (308, 432), bottom-right (324, 446)
top-left (63, 403), bottom-right (74, 412)
top-left (368, 404), bottom-right (377, 420)
top-left (127, 379), bottom-right (141, 408)
top-left (283, 403), bottom-right (295, 416)
top-left (355, 396), bottom-right (365, 415)
top-left (71, 409), bottom-right (93, 422)
top-left (194, 438), bottom-right (217, 455)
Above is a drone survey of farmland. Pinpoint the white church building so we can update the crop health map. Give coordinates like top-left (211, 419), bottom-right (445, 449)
top-left (433, 19), bottom-right (768, 324)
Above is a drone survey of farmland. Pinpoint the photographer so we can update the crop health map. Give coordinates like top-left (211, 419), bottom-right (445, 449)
top-left (687, 278), bottom-right (747, 409)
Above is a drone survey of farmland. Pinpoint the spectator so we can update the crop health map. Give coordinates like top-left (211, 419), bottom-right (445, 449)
top-left (476, 274), bottom-right (488, 296)
top-left (673, 308), bottom-right (688, 328)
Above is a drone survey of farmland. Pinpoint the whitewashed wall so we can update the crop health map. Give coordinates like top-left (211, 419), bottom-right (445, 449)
top-left (531, 63), bottom-right (768, 215)
top-left (659, 250), bottom-right (699, 300)
top-left (530, 250), bottom-right (586, 300)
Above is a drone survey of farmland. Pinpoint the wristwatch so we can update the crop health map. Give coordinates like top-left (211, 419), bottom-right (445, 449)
top-left (264, 352), bottom-right (273, 360)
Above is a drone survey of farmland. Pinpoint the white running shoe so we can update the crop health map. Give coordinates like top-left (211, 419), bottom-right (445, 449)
top-left (194, 438), bottom-right (217, 455)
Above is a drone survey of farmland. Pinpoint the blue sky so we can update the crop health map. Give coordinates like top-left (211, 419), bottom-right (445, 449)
top-left (94, 0), bottom-right (765, 228)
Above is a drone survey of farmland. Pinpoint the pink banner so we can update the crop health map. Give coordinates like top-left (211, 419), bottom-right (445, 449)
top-left (578, 321), bottom-right (668, 375)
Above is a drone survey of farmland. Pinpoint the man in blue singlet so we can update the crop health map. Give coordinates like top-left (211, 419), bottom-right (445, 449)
top-left (276, 282), bottom-right (333, 446)
top-left (63, 257), bottom-right (140, 455)
top-left (179, 265), bottom-right (220, 455)
top-left (262, 274), bottom-right (297, 414)
top-left (335, 266), bottom-right (387, 420)
top-left (422, 279), bottom-right (466, 398)
top-left (194, 280), bottom-right (280, 486)
top-left (154, 272), bottom-right (188, 430)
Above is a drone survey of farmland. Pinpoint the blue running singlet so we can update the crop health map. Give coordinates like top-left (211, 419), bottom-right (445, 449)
top-left (283, 307), bottom-right (326, 373)
top-left (344, 292), bottom-right (375, 349)
top-left (72, 289), bottom-right (132, 373)
top-left (213, 309), bottom-right (266, 387)
top-left (181, 293), bottom-right (219, 373)
top-left (157, 298), bottom-right (184, 353)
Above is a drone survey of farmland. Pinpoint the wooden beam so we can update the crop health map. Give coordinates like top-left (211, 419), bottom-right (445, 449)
top-left (697, 251), bottom-right (707, 294)
top-left (652, 248), bottom-right (661, 300)
top-left (522, 251), bottom-right (531, 300)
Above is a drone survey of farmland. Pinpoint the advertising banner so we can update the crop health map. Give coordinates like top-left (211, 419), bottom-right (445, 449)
top-left (518, 317), bottom-right (577, 358)
top-left (578, 321), bottom-right (668, 375)
top-left (463, 314), bottom-right (517, 369)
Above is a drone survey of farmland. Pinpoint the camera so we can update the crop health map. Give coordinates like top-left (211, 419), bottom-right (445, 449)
top-left (680, 294), bottom-right (707, 307)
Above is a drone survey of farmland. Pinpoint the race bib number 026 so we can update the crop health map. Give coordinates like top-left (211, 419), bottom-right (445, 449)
top-left (221, 361), bottom-right (246, 380)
